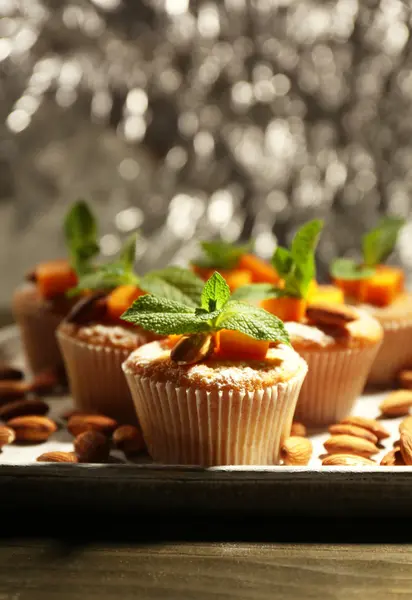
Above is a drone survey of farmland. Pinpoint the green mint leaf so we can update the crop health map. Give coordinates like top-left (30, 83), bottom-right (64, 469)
top-left (120, 233), bottom-right (138, 272)
top-left (330, 258), bottom-right (376, 281)
top-left (68, 264), bottom-right (139, 296)
top-left (291, 219), bottom-right (323, 268)
top-left (272, 247), bottom-right (293, 277)
top-left (362, 216), bottom-right (405, 267)
top-left (194, 239), bottom-right (253, 270)
top-left (64, 200), bottom-right (99, 275)
top-left (231, 283), bottom-right (277, 301)
top-left (121, 295), bottom-right (211, 335)
top-left (139, 266), bottom-right (204, 307)
top-left (215, 301), bottom-right (290, 345)
top-left (201, 272), bottom-right (230, 312)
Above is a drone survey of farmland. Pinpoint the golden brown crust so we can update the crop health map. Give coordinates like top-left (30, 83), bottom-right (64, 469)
top-left (59, 321), bottom-right (148, 351)
top-left (123, 340), bottom-right (307, 392)
top-left (354, 292), bottom-right (412, 325)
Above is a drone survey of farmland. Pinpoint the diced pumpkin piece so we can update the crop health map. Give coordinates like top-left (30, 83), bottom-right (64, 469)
top-left (191, 264), bottom-right (213, 280)
top-left (191, 265), bottom-right (252, 291)
top-left (333, 277), bottom-right (367, 301)
top-left (238, 254), bottom-right (280, 284)
top-left (167, 334), bottom-right (183, 348)
top-left (216, 330), bottom-right (269, 360)
top-left (106, 285), bottom-right (144, 320)
top-left (261, 296), bottom-right (306, 323)
top-left (308, 284), bottom-right (344, 305)
top-left (362, 265), bottom-right (405, 307)
top-left (35, 259), bottom-right (77, 299)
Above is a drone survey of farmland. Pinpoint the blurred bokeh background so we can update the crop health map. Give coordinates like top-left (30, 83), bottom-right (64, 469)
top-left (1, 0), bottom-right (412, 319)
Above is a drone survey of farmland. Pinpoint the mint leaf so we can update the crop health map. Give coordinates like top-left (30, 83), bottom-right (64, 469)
top-left (215, 301), bottom-right (290, 344)
top-left (120, 233), bottom-right (138, 271)
top-left (231, 283), bottom-right (277, 301)
top-left (330, 258), bottom-right (375, 281)
top-left (194, 240), bottom-right (253, 270)
top-left (140, 266), bottom-right (203, 307)
top-left (64, 200), bottom-right (99, 275)
top-left (291, 219), bottom-right (323, 268)
top-left (362, 216), bottom-right (405, 267)
top-left (68, 264), bottom-right (139, 296)
top-left (200, 271), bottom-right (230, 312)
top-left (272, 247), bottom-right (293, 277)
top-left (121, 295), bottom-right (211, 334)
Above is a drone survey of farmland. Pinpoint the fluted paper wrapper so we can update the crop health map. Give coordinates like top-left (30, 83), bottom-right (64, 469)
top-left (367, 317), bottom-right (412, 387)
top-left (57, 330), bottom-right (137, 424)
top-left (122, 366), bottom-right (307, 466)
top-left (294, 344), bottom-right (381, 427)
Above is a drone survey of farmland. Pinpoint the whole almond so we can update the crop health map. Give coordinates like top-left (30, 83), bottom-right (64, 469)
top-left (0, 398), bottom-right (49, 421)
top-left (67, 414), bottom-right (117, 437)
top-left (399, 415), bottom-right (412, 435)
top-left (281, 436), bottom-right (312, 466)
top-left (398, 370), bottom-right (412, 390)
top-left (306, 303), bottom-right (358, 327)
top-left (322, 454), bottom-right (375, 466)
top-left (0, 380), bottom-right (29, 402)
top-left (61, 408), bottom-right (91, 421)
top-left (170, 333), bottom-right (214, 365)
top-left (113, 425), bottom-right (145, 455)
top-left (7, 415), bottom-right (57, 443)
top-left (0, 363), bottom-right (23, 381)
top-left (0, 426), bottom-right (16, 447)
top-left (37, 451), bottom-right (78, 463)
top-left (380, 449), bottom-right (404, 466)
top-left (324, 434), bottom-right (379, 457)
top-left (340, 416), bottom-right (390, 440)
top-left (400, 430), bottom-right (412, 466)
top-left (65, 291), bottom-right (108, 325)
top-left (328, 423), bottom-right (378, 444)
top-left (290, 422), bottom-right (307, 437)
top-left (74, 430), bottom-right (111, 463)
top-left (393, 439), bottom-right (401, 448)
top-left (28, 369), bottom-right (59, 394)
top-left (379, 390), bottom-right (412, 417)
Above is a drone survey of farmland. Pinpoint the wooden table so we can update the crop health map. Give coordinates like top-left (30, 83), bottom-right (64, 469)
top-left (0, 514), bottom-right (411, 599)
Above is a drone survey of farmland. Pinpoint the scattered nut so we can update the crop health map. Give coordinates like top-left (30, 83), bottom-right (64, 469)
top-left (68, 414), bottom-right (118, 437)
top-left (322, 454), bottom-right (375, 466)
top-left (379, 390), bottom-right (412, 418)
top-left (0, 426), bottom-right (16, 448)
top-left (113, 425), bottom-right (145, 455)
top-left (400, 430), bottom-right (412, 466)
top-left (60, 408), bottom-right (90, 421)
top-left (0, 363), bottom-right (24, 381)
top-left (281, 436), bottom-right (312, 466)
top-left (398, 370), bottom-right (412, 390)
top-left (0, 398), bottom-right (49, 421)
top-left (36, 451), bottom-right (78, 463)
top-left (0, 380), bottom-right (29, 402)
top-left (328, 423), bottom-right (378, 444)
top-left (74, 430), bottom-right (111, 463)
top-left (170, 333), bottom-right (214, 365)
top-left (340, 416), bottom-right (390, 440)
top-left (399, 415), bottom-right (412, 435)
top-left (28, 369), bottom-right (59, 394)
top-left (7, 415), bottom-right (57, 443)
top-left (323, 435), bottom-right (379, 458)
top-left (290, 422), bottom-right (307, 437)
top-left (380, 449), bottom-right (404, 466)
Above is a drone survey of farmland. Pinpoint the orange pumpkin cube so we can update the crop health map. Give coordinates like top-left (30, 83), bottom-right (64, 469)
top-left (260, 296), bottom-right (306, 323)
top-left (238, 254), bottom-right (280, 284)
top-left (106, 285), bottom-right (144, 321)
top-left (35, 259), bottom-right (78, 299)
top-left (216, 329), bottom-right (269, 360)
top-left (308, 284), bottom-right (344, 305)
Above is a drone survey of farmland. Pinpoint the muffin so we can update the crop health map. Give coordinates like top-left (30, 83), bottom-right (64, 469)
top-left (288, 304), bottom-right (383, 426)
top-left (12, 260), bottom-right (77, 380)
top-left (123, 338), bottom-right (307, 466)
top-left (57, 286), bottom-right (148, 424)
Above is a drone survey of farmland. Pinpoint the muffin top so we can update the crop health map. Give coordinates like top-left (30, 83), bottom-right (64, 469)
top-left (123, 339), bottom-right (307, 392)
top-left (352, 292), bottom-right (412, 324)
top-left (59, 321), bottom-right (148, 350)
top-left (287, 307), bottom-right (383, 351)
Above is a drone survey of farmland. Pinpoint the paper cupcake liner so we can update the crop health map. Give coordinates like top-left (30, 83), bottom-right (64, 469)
top-left (12, 296), bottom-right (65, 378)
top-left (367, 316), bottom-right (412, 387)
top-left (58, 330), bottom-right (138, 424)
top-left (294, 344), bottom-right (381, 427)
top-left (122, 365), bottom-right (307, 466)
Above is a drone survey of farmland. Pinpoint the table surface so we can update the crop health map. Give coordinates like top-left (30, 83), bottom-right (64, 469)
top-left (0, 515), bottom-right (411, 600)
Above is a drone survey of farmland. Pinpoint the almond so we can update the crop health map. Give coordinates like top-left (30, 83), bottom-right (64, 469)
top-left (0, 398), bottom-right (49, 421)
top-left (306, 303), bottom-right (358, 328)
top-left (322, 454), bottom-right (375, 466)
top-left (113, 425), bottom-right (145, 455)
top-left (398, 370), bottom-right (412, 390)
top-left (380, 449), bottom-right (404, 466)
top-left (74, 430), bottom-right (111, 463)
top-left (290, 422), bottom-right (307, 437)
top-left (323, 434), bottom-right (379, 457)
top-left (65, 291), bottom-right (107, 325)
top-left (61, 408), bottom-right (91, 421)
top-left (281, 436), bottom-right (312, 466)
top-left (379, 390), bottom-right (412, 417)
top-left (340, 416), bottom-right (390, 440)
top-left (399, 415), bottom-right (412, 435)
top-left (36, 451), bottom-right (78, 463)
top-left (68, 414), bottom-right (117, 437)
top-left (400, 430), bottom-right (412, 465)
top-left (7, 415), bottom-right (57, 443)
top-left (0, 363), bottom-right (23, 381)
top-left (0, 426), bottom-right (15, 448)
top-left (328, 423), bottom-right (378, 444)
top-left (28, 369), bottom-right (59, 394)
top-left (0, 380), bottom-right (29, 402)
top-left (170, 333), bottom-right (214, 365)
top-left (393, 439), bottom-right (401, 448)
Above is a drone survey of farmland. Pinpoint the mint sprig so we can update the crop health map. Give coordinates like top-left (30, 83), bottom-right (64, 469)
top-left (232, 220), bottom-right (323, 302)
top-left (121, 272), bottom-right (290, 345)
top-left (192, 240), bottom-right (253, 270)
top-left (330, 216), bottom-right (405, 281)
top-left (139, 266), bottom-right (204, 307)
top-left (64, 200), bottom-right (99, 276)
